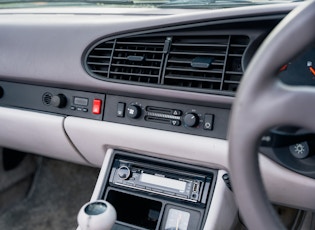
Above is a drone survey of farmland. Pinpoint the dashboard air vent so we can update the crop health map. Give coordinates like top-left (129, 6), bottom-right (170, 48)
top-left (85, 34), bottom-right (249, 96)
top-left (163, 35), bottom-right (249, 94)
top-left (86, 40), bottom-right (115, 77)
top-left (86, 37), bottom-right (166, 84)
top-left (109, 37), bottom-right (166, 84)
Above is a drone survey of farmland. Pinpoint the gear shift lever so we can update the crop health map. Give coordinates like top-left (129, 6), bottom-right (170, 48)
top-left (77, 200), bottom-right (116, 230)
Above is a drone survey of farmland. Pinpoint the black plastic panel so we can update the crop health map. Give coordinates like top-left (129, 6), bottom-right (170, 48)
top-left (104, 94), bottom-right (229, 139)
top-left (103, 151), bottom-right (217, 230)
top-left (0, 81), bottom-right (229, 139)
top-left (260, 145), bottom-right (315, 179)
top-left (0, 81), bottom-right (105, 120)
top-left (107, 189), bottom-right (162, 230)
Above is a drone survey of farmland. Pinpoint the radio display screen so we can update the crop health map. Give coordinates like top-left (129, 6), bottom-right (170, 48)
top-left (140, 173), bottom-right (186, 192)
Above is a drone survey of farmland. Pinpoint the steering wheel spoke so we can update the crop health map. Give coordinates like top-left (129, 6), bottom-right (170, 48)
top-left (249, 82), bottom-right (315, 131)
top-left (276, 85), bottom-right (315, 129)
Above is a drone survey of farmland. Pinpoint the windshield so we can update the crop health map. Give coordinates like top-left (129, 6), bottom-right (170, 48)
top-left (0, 0), bottom-right (301, 10)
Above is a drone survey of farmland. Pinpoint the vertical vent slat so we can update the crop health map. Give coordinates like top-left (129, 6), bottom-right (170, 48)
top-left (85, 34), bottom-right (249, 96)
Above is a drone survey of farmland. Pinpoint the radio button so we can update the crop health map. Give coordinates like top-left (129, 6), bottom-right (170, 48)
top-left (115, 180), bottom-right (123, 184)
top-left (125, 182), bottom-right (135, 186)
top-left (117, 166), bottom-right (131, 180)
top-left (152, 188), bottom-right (163, 193)
top-left (135, 184), bottom-right (145, 189)
top-left (164, 191), bottom-right (175, 196)
top-left (191, 193), bottom-right (198, 200)
top-left (176, 194), bottom-right (188, 199)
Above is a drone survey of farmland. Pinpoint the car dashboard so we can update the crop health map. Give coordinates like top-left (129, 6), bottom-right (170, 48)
top-left (0, 2), bottom-right (315, 229)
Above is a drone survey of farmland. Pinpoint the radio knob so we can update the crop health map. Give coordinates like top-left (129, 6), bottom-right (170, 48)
top-left (51, 94), bottom-right (67, 108)
top-left (117, 166), bottom-right (131, 180)
top-left (184, 113), bottom-right (199, 127)
top-left (126, 104), bottom-right (141, 119)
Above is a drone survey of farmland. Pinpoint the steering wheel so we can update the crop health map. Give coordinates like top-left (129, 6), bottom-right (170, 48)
top-left (228, 1), bottom-right (315, 229)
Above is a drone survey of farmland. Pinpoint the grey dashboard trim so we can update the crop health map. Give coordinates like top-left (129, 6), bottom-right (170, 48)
top-left (0, 103), bottom-right (314, 212)
top-left (0, 3), bottom-right (313, 228)
top-left (64, 116), bottom-right (315, 211)
top-left (64, 117), bottom-right (229, 168)
top-left (91, 149), bottom-right (115, 201)
top-left (203, 170), bottom-right (237, 230)
top-left (0, 107), bottom-right (88, 165)
top-left (0, 3), bottom-right (298, 107)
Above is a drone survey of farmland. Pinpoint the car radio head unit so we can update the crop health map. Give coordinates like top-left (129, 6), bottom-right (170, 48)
top-left (108, 157), bottom-right (213, 204)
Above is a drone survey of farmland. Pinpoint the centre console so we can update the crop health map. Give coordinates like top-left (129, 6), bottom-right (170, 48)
top-left (98, 150), bottom-right (217, 230)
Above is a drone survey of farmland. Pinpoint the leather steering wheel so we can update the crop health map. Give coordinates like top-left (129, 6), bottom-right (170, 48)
top-left (228, 1), bottom-right (315, 229)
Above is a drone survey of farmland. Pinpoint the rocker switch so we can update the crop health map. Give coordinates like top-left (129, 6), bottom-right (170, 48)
top-left (117, 103), bottom-right (125, 117)
top-left (92, 99), bottom-right (102, 115)
top-left (204, 114), bottom-right (214, 130)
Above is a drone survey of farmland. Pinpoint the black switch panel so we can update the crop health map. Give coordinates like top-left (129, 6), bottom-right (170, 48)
top-left (104, 95), bottom-right (229, 139)
top-left (0, 81), bottom-right (105, 120)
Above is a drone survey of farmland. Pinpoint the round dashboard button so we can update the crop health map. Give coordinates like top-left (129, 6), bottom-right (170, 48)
top-left (184, 113), bottom-right (199, 127)
top-left (126, 104), bottom-right (141, 119)
top-left (51, 94), bottom-right (67, 108)
top-left (117, 166), bottom-right (131, 180)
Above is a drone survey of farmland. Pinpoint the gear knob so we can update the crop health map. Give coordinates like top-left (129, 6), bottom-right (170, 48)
top-left (77, 200), bottom-right (116, 230)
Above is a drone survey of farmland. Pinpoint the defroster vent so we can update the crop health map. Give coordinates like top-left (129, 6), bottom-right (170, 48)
top-left (85, 34), bottom-right (249, 96)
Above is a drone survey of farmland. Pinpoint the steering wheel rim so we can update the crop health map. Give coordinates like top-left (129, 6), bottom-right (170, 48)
top-left (229, 1), bottom-right (315, 229)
